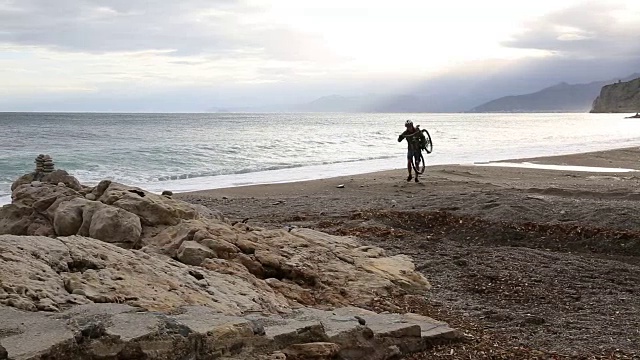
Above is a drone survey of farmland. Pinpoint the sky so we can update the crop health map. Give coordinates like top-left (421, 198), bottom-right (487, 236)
top-left (0, 0), bottom-right (639, 111)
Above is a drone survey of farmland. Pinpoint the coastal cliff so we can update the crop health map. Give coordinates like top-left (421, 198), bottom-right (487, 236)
top-left (591, 77), bottom-right (640, 113)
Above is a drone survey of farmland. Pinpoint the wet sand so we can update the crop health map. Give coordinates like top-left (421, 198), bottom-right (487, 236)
top-left (177, 147), bottom-right (640, 359)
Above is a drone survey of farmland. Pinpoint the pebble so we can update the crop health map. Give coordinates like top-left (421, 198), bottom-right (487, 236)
top-left (337, 184), bottom-right (345, 188)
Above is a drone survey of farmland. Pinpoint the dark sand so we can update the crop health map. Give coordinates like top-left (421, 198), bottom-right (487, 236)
top-left (177, 147), bottom-right (640, 359)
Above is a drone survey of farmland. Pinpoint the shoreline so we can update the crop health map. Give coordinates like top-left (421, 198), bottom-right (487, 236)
top-left (176, 145), bottom-right (640, 199)
top-left (3, 145), bottom-right (640, 207)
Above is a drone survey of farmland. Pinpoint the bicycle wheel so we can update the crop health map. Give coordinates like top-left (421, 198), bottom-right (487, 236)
top-left (412, 152), bottom-right (426, 174)
top-left (421, 129), bottom-right (433, 154)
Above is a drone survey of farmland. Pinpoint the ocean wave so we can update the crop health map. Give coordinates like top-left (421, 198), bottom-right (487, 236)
top-left (152, 155), bottom-right (398, 183)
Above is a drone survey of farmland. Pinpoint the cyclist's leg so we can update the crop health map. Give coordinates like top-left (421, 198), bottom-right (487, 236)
top-left (406, 150), bottom-right (413, 181)
top-left (414, 152), bottom-right (420, 182)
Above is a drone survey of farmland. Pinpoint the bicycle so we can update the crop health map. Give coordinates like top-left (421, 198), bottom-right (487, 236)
top-left (404, 126), bottom-right (433, 175)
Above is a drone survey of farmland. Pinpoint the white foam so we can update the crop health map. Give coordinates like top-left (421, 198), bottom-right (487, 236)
top-left (474, 162), bottom-right (638, 173)
top-left (142, 157), bottom-right (401, 194)
top-left (0, 195), bottom-right (11, 206)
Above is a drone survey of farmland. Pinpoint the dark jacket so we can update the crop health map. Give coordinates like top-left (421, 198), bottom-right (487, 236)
top-left (398, 127), bottom-right (425, 151)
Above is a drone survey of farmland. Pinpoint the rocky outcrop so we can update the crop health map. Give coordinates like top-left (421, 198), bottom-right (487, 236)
top-left (0, 230), bottom-right (428, 314)
top-left (0, 170), bottom-right (449, 359)
top-left (0, 304), bottom-right (459, 360)
top-left (591, 77), bottom-right (640, 113)
top-left (1, 173), bottom-right (430, 312)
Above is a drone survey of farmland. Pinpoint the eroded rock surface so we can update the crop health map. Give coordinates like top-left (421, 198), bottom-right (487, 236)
top-left (0, 230), bottom-right (428, 313)
top-left (0, 171), bottom-right (451, 359)
top-left (0, 304), bottom-right (459, 360)
top-left (1, 174), bottom-right (430, 311)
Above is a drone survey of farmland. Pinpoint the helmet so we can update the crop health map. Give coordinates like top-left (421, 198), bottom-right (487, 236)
top-left (405, 120), bottom-right (413, 127)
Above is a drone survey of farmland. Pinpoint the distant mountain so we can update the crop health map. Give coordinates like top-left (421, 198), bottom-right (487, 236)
top-left (291, 94), bottom-right (473, 113)
top-left (591, 76), bottom-right (640, 113)
top-left (223, 70), bottom-right (640, 114)
top-left (293, 95), bottom-right (370, 112)
top-left (468, 73), bottom-right (640, 113)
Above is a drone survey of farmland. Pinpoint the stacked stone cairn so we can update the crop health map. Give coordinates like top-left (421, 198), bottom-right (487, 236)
top-left (35, 154), bottom-right (54, 173)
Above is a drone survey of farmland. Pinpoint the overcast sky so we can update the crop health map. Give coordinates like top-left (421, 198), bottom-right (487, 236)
top-left (1, 0), bottom-right (638, 111)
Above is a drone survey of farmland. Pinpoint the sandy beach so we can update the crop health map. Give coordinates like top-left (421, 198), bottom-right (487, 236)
top-left (176, 147), bottom-right (640, 358)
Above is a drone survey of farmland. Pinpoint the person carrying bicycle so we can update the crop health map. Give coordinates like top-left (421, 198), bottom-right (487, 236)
top-left (398, 120), bottom-right (426, 182)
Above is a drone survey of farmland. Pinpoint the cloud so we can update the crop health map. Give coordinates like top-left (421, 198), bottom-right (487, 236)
top-left (503, 1), bottom-right (640, 58)
top-left (0, 0), bottom-right (334, 61)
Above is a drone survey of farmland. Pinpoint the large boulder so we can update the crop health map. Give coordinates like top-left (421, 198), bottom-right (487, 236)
top-left (41, 170), bottom-right (82, 191)
top-left (88, 205), bottom-right (141, 245)
top-left (52, 198), bottom-right (87, 236)
top-left (0, 204), bottom-right (53, 236)
top-left (2, 177), bottom-right (200, 244)
top-left (52, 198), bottom-right (142, 245)
top-left (177, 240), bottom-right (216, 266)
top-left (11, 181), bottom-right (81, 208)
top-left (98, 182), bottom-right (200, 226)
top-left (10, 173), bottom-right (35, 191)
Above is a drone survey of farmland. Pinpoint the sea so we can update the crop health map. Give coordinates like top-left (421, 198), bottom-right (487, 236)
top-left (2, 112), bottom-right (640, 205)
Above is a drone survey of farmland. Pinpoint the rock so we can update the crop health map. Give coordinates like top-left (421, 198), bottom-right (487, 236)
top-left (0, 204), bottom-right (36, 235)
top-left (267, 352), bottom-right (287, 360)
top-left (10, 173), bottom-right (35, 191)
top-left (53, 198), bottom-right (87, 236)
top-left (255, 249), bottom-right (285, 268)
top-left (92, 180), bottom-right (112, 198)
top-left (283, 342), bottom-right (340, 359)
top-left (88, 205), bottom-right (142, 244)
top-left (0, 235), bottom-right (290, 314)
top-left (85, 193), bottom-right (96, 201)
top-left (0, 303), bottom-right (459, 360)
top-left (41, 170), bottom-right (82, 191)
top-left (384, 345), bottom-right (402, 359)
top-left (3, 172), bottom-right (432, 312)
top-left (0, 228), bottom-right (433, 318)
top-left (0, 161), bottom-right (454, 360)
top-left (11, 181), bottom-right (81, 208)
top-left (99, 182), bottom-right (199, 226)
top-left (190, 203), bottom-right (225, 221)
top-left (591, 77), bottom-right (640, 113)
top-left (201, 238), bottom-right (240, 258)
top-left (0, 344), bottom-right (6, 360)
top-left (337, 184), bottom-right (345, 188)
top-left (0, 202), bottom-right (55, 237)
top-left (177, 240), bottom-right (216, 266)
top-left (162, 190), bottom-right (173, 196)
